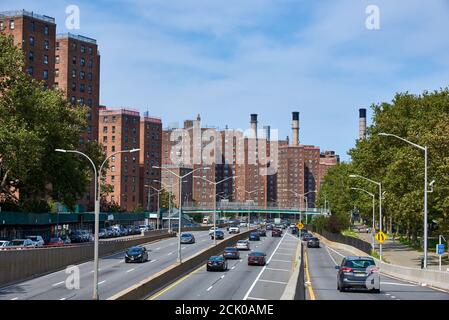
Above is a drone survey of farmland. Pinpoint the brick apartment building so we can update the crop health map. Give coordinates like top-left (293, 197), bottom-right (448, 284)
top-left (0, 10), bottom-right (56, 88)
top-left (319, 150), bottom-right (340, 186)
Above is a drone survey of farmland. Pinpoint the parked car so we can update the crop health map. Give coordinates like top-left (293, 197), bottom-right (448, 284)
top-left (307, 237), bottom-right (320, 248)
top-left (180, 233), bottom-right (196, 244)
top-left (26, 235), bottom-right (45, 247)
top-left (228, 225), bottom-right (240, 234)
top-left (8, 239), bottom-right (35, 248)
top-left (249, 232), bottom-right (260, 241)
top-left (105, 227), bottom-right (115, 238)
top-left (98, 228), bottom-right (107, 239)
top-left (248, 251), bottom-right (267, 266)
top-left (206, 255), bottom-right (228, 271)
top-left (0, 240), bottom-right (10, 248)
top-left (69, 230), bottom-right (85, 243)
top-left (257, 229), bottom-right (267, 237)
top-left (125, 246), bottom-right (149, 263)
top-left (336, 256), bottom-right (380, 293)
top-left (211, 230), bottom-right (224, 240)
top-left (236, 240), bottom-right (250, 250)
top-left (223, 247), bottom-right (240, 259)
top-left (266, 224), bottom-right (273, 230)
top-left (239, 222), bottom-right (247, 227)
top-left (272, 228), bottom-right (282, 237)
top-left (47, 237), bottom-right (65, 246)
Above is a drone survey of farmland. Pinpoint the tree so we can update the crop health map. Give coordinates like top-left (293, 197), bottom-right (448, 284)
top-left (0, 34), bottom-right (105, 212)
top-left (160, 189), bottom-right (176, 210)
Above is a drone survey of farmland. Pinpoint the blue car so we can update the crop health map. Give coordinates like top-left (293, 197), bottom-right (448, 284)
top-left (249, 232), bottom-right (260, 241)
top-left (211, 230), bottom-right (224, 240)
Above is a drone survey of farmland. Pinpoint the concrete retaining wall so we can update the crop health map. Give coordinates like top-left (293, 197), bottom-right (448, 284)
top-left (108, 228), bottom-right (256, 300)
top-left (0, 229), bottom-right (175, 288)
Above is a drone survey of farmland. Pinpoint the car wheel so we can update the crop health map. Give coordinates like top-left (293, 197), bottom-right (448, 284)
top-left (207, 266), bottom-right (210, 271)
top-left (372, 288), bottom-right (380, 293)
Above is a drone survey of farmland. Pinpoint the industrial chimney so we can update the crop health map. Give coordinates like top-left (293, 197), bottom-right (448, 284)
top-left (250, 114), bottom-right (258, 139)
top-left (359, 108), bottom-right (366, 140)
top-left (292, 111), bottom-right (299, 146)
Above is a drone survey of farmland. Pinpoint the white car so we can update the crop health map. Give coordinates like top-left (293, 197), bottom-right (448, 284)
top-left (209, 227), bottom-right (219, 235)
top-left (239, 222), bottom-right (247, 227)
top-left (236, 240), bottom-right (250, 250)
top-left (229, 226), bottom-right (240, 234)
top-left (26, 235), bottom-right (45, 247)
top-left (0, 240), bottom-right (10, 248)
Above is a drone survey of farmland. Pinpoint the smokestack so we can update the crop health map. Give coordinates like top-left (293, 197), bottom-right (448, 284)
top-left (263, 125), bottom-right (270, 141)
top-left (292, 111), bottom-right (299, 146)
top-left (359, 108), bottom-right (366, 140)
top-left (250, 114), bottom-right (258, 139)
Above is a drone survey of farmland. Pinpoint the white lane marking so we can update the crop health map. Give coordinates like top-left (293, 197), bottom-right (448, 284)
top-left (258, 279), bottom-right (288, 285)
top-left (391, 295), bottom-right (396, 299)
top-left (149, 259), bottom-right (158, 263)
top-left (380, 282), bottom-right (416, 287)
top-left (271, 259), bottom-right (291, 263)
top-left (98, 280), bottom-right (106, 285)
top-left (168, 252), bottom-right (173, 255)
top-left (90, 268), bottom-right (102, 273)
top-left (246, 296), bottom-right (267, 300)
top-left (243, 232), bottom-right (287, 300)
top-left (119, 260), bottom-right (124, 263)
top-left (273, 253), bottom-right (292, 256)
top-left (52, 281), bottom-right (64, 287)
top-left (231, 266), bottom-right (236, 270)
top-left (220, 275), bottom-right (225, 279)
top-left (126, 268), bottom-right (135, 273)
top-left (10, 297), bottom-right (18, 300)
top-left (385, 293), bottom-right (391, 296)
top-left (206, 286), bottom-right (213, 292)
top-left (60, 297), bottom-right (66, 300)
top-left (265, 267), bottom-right (289, 272)
top-left (155, 247), bottom-right (161, 250)
top-left (325, 247), bottom-right (339, 266)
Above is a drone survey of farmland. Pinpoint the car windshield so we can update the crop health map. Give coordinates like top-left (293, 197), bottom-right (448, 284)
top-left (127, 247), bottom-right (143, 254)
top-left (181, 234), bottom-right (192, 238)
top-left (237, 240), bottom-right (247, 244)
top-left (224, 247), bottom-right (237, 252)
top-left (26, 236), bottom-right (38, 241)
top-left (344, 259), bottom-right (375, 268)
top-left (209, 256), bottom-right (224, 261)
top-left (249, 252), bottom-right (265, 257)
top-left (10, 240), bottom-right (25, 245)
top-left (250, 233), bottom-right (258, 236)
top-left (309, 237), bottom-right (318, 241)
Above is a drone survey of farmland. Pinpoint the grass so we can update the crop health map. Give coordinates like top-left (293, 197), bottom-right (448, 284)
top-left (370, 250), bottom-right (389, 263)
top-left (341, 229), bottom-right (360, 239)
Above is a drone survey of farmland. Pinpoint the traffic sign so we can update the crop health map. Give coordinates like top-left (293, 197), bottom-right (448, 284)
top-left (437, 244), bottom-right (445, 255)
top-left (297, 222), bottom-right (304, 230)
top-left (375, 231), bottom-right (386, 244)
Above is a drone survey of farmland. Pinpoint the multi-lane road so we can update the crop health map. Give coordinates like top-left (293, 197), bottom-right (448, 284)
top-left (150, 231), bottom-right (301, 300)
top-left (305, 241), bottom-right (449, 300)
top-left (0, 230), bottom-right (231, 300)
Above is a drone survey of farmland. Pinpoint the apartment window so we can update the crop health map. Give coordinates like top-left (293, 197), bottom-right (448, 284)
top-left (30, 21), bottom-right (35, 31)
top-left (80, 58), bottom-right (85, 67)
top-left (0, 21), bottom-right (4, 31)
top-left (28, 51), bottom-right (34, 61)
top-left (43, 55), bottom-right (48, 65)
top-left (88, 59), bottom-right (93, 68)
top-left (72, 56), bottom-right (76, 65)
top-left (111, 146), bottom-right (115, 152)
top-left (111, 136), bottom-right (116, 142)
top-left (88, 47), bottom-right (93, 55)
top-left (80, 45), bottom-right (85, 53)
top-left (71, 82), bottom-right (76, 91)
top-left (79, 97), bottom-right (85, 105)
top-left (72, 69), bottom-right (76, 78)
top-left (29, 36), bottom-right (35, 46)
top-left (87, 99), bottom-right (93, 107)
top-left (26, 66), bottom-right (33, 76)
top-left (87, 85), bottom-right (92, 94)
top-left (43, 70), bottom-right (48, 80)
top-left (111, 165), bottom-right (115, 172)
top-left (70, 96), bottom-right (76, 105)
top-left (44, 25), bottom-right (49, 35)
top-left (80, 84), bottom-right (85, 92)
top-left (103, 126), bottom-right (107, 133)
top-left (71, 43), bottom-right (76, 51)
top-left (87, 112), bottom-right (92, 120)
top-left (54, 69), bottom-right (59, 78)
top-left (80, 71), bottom-right (85, 79)
top-left (111, 176), bottom-right (115, 182)
top-left (103, 136), bottom-right (108, 143)
top-left (112, 126), bottom-right (116, 133)
top-left (9, 20), bottom-right (15, 30)
top-left (87, 72), bottom-right (92, 81)
top-left (124, 156), bottom-right (128, 162)
top-left (44, 40), bottom-right (49, 50)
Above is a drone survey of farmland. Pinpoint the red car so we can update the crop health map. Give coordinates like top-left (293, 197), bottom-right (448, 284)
top-left (47, 237), bottom-right (65, 246)
top-left (272, 228), bottom-right (282, 237)
top-left (248, 251), bottom-right (266, 266)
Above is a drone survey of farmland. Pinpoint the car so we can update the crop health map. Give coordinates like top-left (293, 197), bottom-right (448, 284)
top-left (236, 239), bottom-right (250, 250)
top-left (307, 237), bottom-right (320, 248)
top-left (208, 227), bottom-right (219, 235)
top-left (336, 256), bottom-right (380, 293)
top-left (248, 251), bottom-right (267, 266)
top-left (290, 224), bottom-right (296, 228)
top-left (291, 227), bottom-right (299, 235)
top-left (257, 229), bottom-right (266, 237)
top-left (69, 230), bottom-right (84, 243)
top-left (266, 224), bottom-right (273, 230)
top-left (301, 233), bottom-right (313, 241)
top-left (228, 225), bottom-right (240, 234)
top-left (239, 222), bottom-right (247, 227)
top-left (26, 235), bottom-right (45, 247)
top-left (125, 246), bottom-right (149, 263)
top-left (0, 240), bottom-right (10, 248)
top-left (272, 228), bottom-right (282, 237)
top-left (139, 225), bottom-right (150, 232)
top-left (211, 230), bottom-right (224, 240)
top-left (223, 247), bottom-right (240, 259)
top-left (180, 233), bottom-right (196, 244)
top-left (105, 227), bottom-right (115, 238)
top-left (249, 232), bottom-right (260, 241)
top-left (98, 228), bottom-right (107, 239)
top-left (47, 237), bottom-right (65, 246)
top-left (206, 255), bottom-right (228, 271)
top-left (8, 239), bottom-right (35, 248)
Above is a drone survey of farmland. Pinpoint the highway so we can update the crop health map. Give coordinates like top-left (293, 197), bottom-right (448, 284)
top-left (0, 229), bottom-right (234, 300)
top-left (305, 242), bottom-right (449, 300)
top-left (149, 230), bottom-right (301, 300)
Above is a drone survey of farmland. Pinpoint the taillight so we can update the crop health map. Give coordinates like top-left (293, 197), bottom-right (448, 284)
top-left (341, 267), bottom-right (353, 273)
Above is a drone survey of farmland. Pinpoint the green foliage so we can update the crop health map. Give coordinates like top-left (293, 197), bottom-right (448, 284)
top-left (160, 188), bottom-right (176, 209)
top-left (133, 205), bottom-right (144, 213)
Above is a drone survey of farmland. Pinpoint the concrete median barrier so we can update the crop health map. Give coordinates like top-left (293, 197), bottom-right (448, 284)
top-left (0, 230), bottom-right (175, 288)
top-left (108, 228), bottom-right (256, 300)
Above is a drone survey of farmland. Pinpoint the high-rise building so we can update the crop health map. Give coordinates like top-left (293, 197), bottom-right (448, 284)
top-left (55, 33), bottom-right (100, 144)
top-left (319, 150), bottom-right (340, 186)
top-left (0, 10), bottom-right (56, 88)
top-left (99, 108), bottom-right (141, 212)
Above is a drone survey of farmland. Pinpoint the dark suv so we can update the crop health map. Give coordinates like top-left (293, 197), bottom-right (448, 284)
top-left (336, 256), bottom-right (380, 293)
top-left (272, 228), bottom-right (282, 237)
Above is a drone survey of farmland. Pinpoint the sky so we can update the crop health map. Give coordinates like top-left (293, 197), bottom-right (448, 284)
top-left (2, 0), bottom-right (449, 161)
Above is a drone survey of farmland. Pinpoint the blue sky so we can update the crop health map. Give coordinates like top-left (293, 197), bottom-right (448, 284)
top-left (2, 0), bottom-right (449, 161)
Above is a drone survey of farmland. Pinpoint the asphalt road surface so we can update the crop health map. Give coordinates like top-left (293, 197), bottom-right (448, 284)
top-left (0, 229), bottom-right (239, 300)
top-left (305, 242), bottom-right (449, 300)
top-left (150, 230), bottom-right (300, 300)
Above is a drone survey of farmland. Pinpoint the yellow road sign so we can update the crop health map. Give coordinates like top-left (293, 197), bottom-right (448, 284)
top-left (297, 222), bottom-right (304, 230)
top-left (375, 231), bottom-right (386, 244)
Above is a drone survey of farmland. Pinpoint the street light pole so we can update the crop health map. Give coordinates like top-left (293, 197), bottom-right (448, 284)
top-left (351, 187), bottom-right (376, 251)
top-left (379, 132), bottom-right (429, 268)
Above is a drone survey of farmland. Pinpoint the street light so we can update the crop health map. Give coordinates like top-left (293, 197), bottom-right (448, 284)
top-left (55, 147), bottom-right (139, 300)
top-left (349, 174), bottom-right (383, 261)
top-left (193, 175), bottom-right (237, 245)
top-left (282, 189), bottom-right (317, 224)
top-left (153, 179), bottom-right (181, 233)
top-left (378, 132), bottom-right (430, 268)
top-left (153, 165), bottom-right (210, 263)
top-left (145, 185), bottom-right (162, 230)
top-left (351, 187), bottom-right (376, 251)
top-left (236, 186), bottom-right (261, 228)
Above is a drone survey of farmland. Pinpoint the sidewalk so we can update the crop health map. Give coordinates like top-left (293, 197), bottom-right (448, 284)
top-left (357, 232), bottom-right (449, 271)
